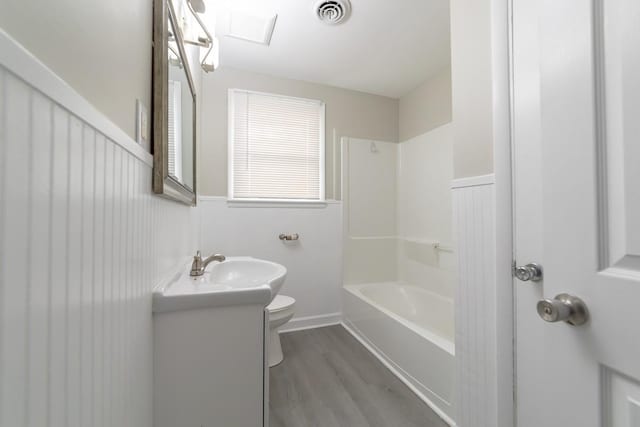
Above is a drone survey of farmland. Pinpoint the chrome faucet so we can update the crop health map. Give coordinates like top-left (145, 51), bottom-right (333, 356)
top-left (190, 250), bottom-right (226, 276)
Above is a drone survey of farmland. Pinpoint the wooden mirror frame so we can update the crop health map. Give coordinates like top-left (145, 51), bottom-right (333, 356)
top-left (152, 0), bottom-right (198, 206)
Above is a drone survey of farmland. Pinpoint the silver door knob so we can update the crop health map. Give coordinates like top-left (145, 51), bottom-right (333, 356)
top-left (515, 263), bottom-right (543, 282)
top-left (536, 293), bottom-right (589, 326)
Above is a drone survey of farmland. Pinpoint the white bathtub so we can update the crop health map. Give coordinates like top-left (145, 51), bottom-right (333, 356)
top-left (343, 282), bottom-right (455, 425)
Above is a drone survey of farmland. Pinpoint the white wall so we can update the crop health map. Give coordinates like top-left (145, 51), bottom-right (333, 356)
top-left (450, 0), bottom-right (495, 179)
top-left (399, 68), bottom-right (452, 142)
top-left (0, 33), bottom-right (198, 427)
top-left (0, 0), bottom-right (205, 145)
top-left (198, 198), bottom-right (343, 329)
top-left (0, 0), bottom-right (152, 140)
top-left (397, 124), bottom-right (456, 298)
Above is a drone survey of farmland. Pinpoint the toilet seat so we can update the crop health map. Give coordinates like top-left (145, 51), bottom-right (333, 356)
top-left (268, 295), bottom-right (295, 313)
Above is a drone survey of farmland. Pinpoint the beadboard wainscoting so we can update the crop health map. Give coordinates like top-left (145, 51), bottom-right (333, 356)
top-left (198, 197), bottom-right (343, 330)
top-left (452, 174), bottom-right (499, 427)
top-left (0, 32), bottom-right (198, 427)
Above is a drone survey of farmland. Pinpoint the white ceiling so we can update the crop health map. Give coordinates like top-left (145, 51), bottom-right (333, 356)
top-left (213, 0), bottom-right (451, 99)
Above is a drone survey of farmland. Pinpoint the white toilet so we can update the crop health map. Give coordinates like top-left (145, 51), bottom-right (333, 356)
top-left (267, 295), bottom-right (296, 367)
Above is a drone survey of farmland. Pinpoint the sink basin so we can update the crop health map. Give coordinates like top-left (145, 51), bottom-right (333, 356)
top-left (207, 258), bottom-right (287, 293)
top-left (153, 256), bottom-right (287, 313)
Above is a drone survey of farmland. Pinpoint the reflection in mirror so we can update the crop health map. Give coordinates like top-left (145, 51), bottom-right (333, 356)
top-left (167, 18), bottom-right (194, 190)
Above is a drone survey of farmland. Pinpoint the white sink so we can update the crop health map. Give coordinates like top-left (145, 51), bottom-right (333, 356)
top-left (153, 256), bottom-right (287, 313)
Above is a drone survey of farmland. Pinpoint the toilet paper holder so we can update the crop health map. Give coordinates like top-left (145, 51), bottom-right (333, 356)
top-left (279, 233), bottom-right (300, 241)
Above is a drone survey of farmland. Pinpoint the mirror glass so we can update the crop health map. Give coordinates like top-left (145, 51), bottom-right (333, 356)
top-left (167, 16), bottom-right (195, 191)
top-left (152, 0), bottom-right (197, 206)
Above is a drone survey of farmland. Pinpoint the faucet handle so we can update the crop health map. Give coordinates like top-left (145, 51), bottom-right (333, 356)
top-left (190, 251), bottom-right (204, 277)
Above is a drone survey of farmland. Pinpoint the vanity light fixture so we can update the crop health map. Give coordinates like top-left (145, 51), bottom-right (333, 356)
top-left (184, 0), bottom-right (219, 72)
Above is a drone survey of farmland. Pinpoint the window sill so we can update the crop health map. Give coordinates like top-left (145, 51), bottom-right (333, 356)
top-left (226, 198), bottom-right (338, 208)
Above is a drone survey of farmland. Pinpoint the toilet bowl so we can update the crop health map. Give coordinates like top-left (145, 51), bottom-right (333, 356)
top-left (267, 295), bottom-right (296, 367)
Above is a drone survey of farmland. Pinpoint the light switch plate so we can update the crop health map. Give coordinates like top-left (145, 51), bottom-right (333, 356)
top-left (136, 99), bottom-right (150, 152)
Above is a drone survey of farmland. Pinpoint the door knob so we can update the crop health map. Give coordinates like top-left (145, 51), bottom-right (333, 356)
top-left (515, 263), bottom-right (543, 282)
top-left (537, 293), bottom-right (589, 326)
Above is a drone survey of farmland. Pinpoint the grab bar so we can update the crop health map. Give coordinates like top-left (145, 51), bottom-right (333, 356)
top-left (433, 243), bottom-right (455, 253)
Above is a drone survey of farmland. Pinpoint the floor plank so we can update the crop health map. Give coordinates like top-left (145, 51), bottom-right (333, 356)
top-left (269, 325), bottom-right (449, 427)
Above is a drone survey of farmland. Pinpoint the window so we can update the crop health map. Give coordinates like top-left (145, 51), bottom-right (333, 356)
top-left (228, 89), bottom-right (325, 201)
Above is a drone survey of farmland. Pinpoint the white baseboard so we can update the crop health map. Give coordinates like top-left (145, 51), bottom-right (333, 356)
top-left (341, 321), bottom-right (457, 427)
top-left (279, 312), bottom-right (342, 333)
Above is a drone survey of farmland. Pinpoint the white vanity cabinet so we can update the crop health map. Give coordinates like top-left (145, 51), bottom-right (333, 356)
top-left (152, 257), bottom-right (285, 427)
top-left (153, 304), bottom-right (268, 427)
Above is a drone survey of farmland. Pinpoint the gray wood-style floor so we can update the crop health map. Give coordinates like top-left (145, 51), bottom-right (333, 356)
top-left (269, 325), bottom-right (449, 427)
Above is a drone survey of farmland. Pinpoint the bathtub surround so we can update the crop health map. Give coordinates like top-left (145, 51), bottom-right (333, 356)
top-left (198, 197), bottom-right (343, 330)
top-left (397, 124), bottom-right (455, 298)
top-left (343, 123), bottom-right (455, 296)
top-left (0, 31), bottom-right (199, 426)
top-left (343, 139), bottom-right (398, 284)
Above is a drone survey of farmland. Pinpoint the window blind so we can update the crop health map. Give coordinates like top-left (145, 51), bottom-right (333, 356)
top-left (229, 89), bottom-right (325, 200)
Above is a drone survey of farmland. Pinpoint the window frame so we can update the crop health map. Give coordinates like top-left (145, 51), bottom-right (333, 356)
top-left (227, 88), bottom-right (326, 203)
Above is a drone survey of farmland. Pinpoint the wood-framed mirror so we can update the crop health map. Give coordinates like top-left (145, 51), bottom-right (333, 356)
top-left (152, 0), bottom-right (197, 205)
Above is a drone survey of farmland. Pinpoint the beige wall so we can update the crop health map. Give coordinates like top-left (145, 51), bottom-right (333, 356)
top-left (399, 67), bottom-right (452, 142)
top-left (0, 0), bottom-right (152, 139)
top-left (450, 0), bottom-right (495, 178)
top-left (0, 0), bottom-right (491, 184)
top-left (199, 67), bottom-right (399, 198)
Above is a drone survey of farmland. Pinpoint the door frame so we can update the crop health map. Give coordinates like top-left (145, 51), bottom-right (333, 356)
top-left (490, 0), bottom-right (517, 424)
top-left (451, 0), bottom-right (516, 424)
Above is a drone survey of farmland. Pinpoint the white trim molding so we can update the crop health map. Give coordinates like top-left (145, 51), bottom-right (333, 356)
top-left (0, 29), bottom-right (153, 166)
top-left (198, 195), bottom-right (341, 209)
top-left (451, 173), bottom-right (495, 189)
top-left (278, 313), bottom-right (342, 333)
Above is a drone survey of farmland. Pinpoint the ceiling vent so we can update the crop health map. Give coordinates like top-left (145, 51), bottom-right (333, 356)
top-left (314, 0), bottom-right (352, 25)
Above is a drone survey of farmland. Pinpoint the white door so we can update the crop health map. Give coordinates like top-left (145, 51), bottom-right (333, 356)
top-left (513, 0), bottom-right (640, 425)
